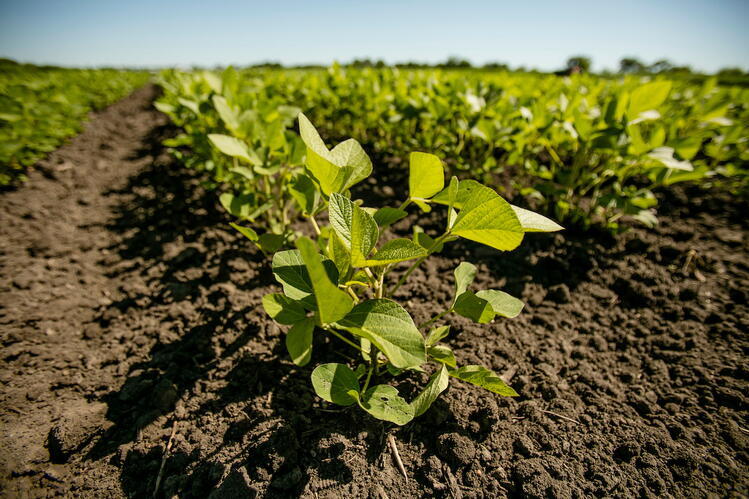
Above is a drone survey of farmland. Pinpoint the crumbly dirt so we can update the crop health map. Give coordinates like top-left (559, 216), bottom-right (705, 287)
top-left (0, 86), bottom-right (747, 498)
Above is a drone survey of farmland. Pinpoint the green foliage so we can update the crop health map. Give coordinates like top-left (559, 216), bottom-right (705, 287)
top-left (262, 115), bottom-right (562, 424)
top-left (0, 64), bottom-right (149, 185)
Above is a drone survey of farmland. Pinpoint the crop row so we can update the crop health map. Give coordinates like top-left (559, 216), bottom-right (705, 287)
top-left (0, 61), bottom-right (150, 185)
top-left (156, 65), bottom-right (748, 232)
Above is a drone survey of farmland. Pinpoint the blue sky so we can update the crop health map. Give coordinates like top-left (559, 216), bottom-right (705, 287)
top-left (1, 0), bottom-right (747, 72)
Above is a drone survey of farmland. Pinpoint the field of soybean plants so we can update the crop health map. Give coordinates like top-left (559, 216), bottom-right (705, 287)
top-left (1, 64), bottom-right (747, 498)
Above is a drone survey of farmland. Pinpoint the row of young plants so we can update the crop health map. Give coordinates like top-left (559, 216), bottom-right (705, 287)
top-left (156, 69), bottom-right (564, 423)
top-left (0, 60), bottom-right (150, 185)
top-left (156, 66), bottom-right (748, 232)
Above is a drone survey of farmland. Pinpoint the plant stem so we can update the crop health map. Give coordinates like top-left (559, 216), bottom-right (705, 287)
top-left (308, 215), bottom-right (321, 236)
top-left (418, 308), bottom-right (452, 330)
top-left (387, 233), bottom-right (449, 297)
top-left (362, 345), bottom-right (378, 392)
top-left (327, 329), bottom-right (363, 353)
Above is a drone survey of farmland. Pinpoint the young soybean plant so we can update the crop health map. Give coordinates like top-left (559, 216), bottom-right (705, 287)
top-left (262, 114), bottom-right (563, 425)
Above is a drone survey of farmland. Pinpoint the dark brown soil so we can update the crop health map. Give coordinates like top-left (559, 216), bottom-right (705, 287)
top-left (1, 86), bottom-right (748, 498)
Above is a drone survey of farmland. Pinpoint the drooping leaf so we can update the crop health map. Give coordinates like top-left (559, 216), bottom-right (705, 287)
top-left (271, 249), bottom-right (338, 310)
top-left (208, 134), bottom-right (257, 164)
top-left (257, 233), bottom-right (285, 254)
top-left (476, 289), bottom-right (524, 318)
top-left (339, 299), bottom-right (426, 369)
top-left (311, 363), bottom-right (359, 406)
top-left (286, 317), bottom-right (314, 366)
top-left (229, 222), bottom-right (258, 242)
top-left (449, 365), bottom-right (518, 396)
top-left (453, 290), bottom-right (495, 323)
top-left (363, 239), bottom-right (426, 266)
top-left (409, 151), bottom-right (444, 200)
top-left (510, 205), bottom-right (564, 232)
top-left (296, 237), bottom-right (353, 324)
top-left (434, 180), bottom-right (524, 251)
top-left (410, 366), bottom-right (449, 417)
top-left (262, 293), bottom-right (307, 325)
top-left (453, 262), bottom-right (477, 304)
top-left (289, 174), bottom-right (319, 215)
top-left (328, 193), bottom-right (378, 266)
top-left (359, 384), bottom-right (415, 425)
top-left (428, 345), bottom-right (457, 368)
top-left (425, 325), bottom-right (450, 347)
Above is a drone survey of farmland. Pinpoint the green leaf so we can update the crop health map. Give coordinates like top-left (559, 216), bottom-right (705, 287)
top-left (311, 363), bottom-right (359, 406)
top-left (373, 207), bottom-right (408, 228)
top-left (510, 205), bottom-right (564, 232)
top-left (286, 317), bottom-right (314, 366)
top-left (212, 95), bottom-right (239, 131)
top-left (208, 134), bottom-right (257, 164)
top-left (453, 262), bottom-right (477, 304)
top-left (358, 384), bottom-right (415, 425)
top-left (628, 81), bottom-right (672, 118)
top-left (296, 237), bottom-right (353, 324)
top-left (363, 239), bottom-right (426, 266)
top-left (449, 365), bottom-right (518, 397)
top-left (271, 249), bottom-right (338, 310)
top-left (435, 180), bottom-right (524, 251)
top-left (328, 193), bottom-right (379, 266)
top-left (229, 222), bottom-right (258, 242)
top-left (262, 293), bottom-right (307, 325)
top-left (647, 147), bottom-right (694, 171)
top-left (428, 345), bottom-right (457, 368)
top-left (453, 291), bottom-right (495, 323)
top-left (446, 176), bottom-right (459, 228)
top-left (425, 325), bottom-right (450, 347)
top-left (413, 227), bottom-right (444, 253)
top-left (339, 299), bottom-right (426, 369)
top-left (409, 151), bottom-right (444, 200)
top-left (328, 230), bottom-right (351, 280)
top-left (289, 174), bottom-right (320, 215)
top-left (257, 233), bottom-right (285, 254)
top-left (476, 290), bottom-right (524, 318)
top-left (219, 192), bottom-right (253, 219)
top-left (410, 366), bottom-right (449, 417)
top-left (298, 113), bottom-right (372, 195)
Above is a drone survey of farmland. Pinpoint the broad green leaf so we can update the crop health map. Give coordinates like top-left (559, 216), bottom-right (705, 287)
top-left (373, 207), bottom-right (407, 227)
top-left (446, 176), bottom-right (459, 228)
top-left (453, 262), bottom-right (477, 304)
top-left (428, 345), bottom-right (456, 368)
top-left (409, 151), bottom-right (444, 200)
top-left (451, 182), bottom-right (524, 251)
top-left (359, 384), bottom-right (415, 425)
top-left (262, 293), bottom-right (307, 325)
top-left (476, 289), bottom-right (524, 318)
top-left (510, 205), bottom-right (564, 232)
top-left (229, 222), bottom-right (258, 242)
top-left (298, 113), bottom-right (372, 195)
top-left (208, 134), bottom-right (256, 164)
top-left (449, 365), bottom-right (518, 397)
top-left (286, 318), bottom-right (314, 366)
top-left (296, 237), bottom-right (353, 324)
top-left (363, 239), bottom-right (426, 266)
top-left (257, 233), bottom-right (285, 254)
top-left (339, 299), bottom-right (426, 369)
top-left (628, 81), bottom-right (672, 118)
top-left (311, 363), bottom-right (359, 406)
top-left (219, 192), bottom-right (253, 219)
top-left (328, 193), bottom-right (379, 266)
top-left (212, 95), bottom-right (239, 131)
top-left (271, 249), bottom-right (338, 310)
top-left (410, 366), bottom-right (449, 417)
top-left (425, 325), bottom-right (450, 347)
top-left (453, 291), bottom-right (495, 323)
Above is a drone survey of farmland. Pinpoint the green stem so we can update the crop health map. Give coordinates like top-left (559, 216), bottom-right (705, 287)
top-left (418, 308), bottom-right (452, 330)
top-left (308, 215), bottom-right (321, 236)
top-left (362, 345), bottom-right (378, 392)
top-left (327, 329), bottom-right (363, 353)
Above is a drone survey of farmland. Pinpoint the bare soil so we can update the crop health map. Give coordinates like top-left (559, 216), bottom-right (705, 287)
top-left (0, 85), bottom-right (747, 498)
